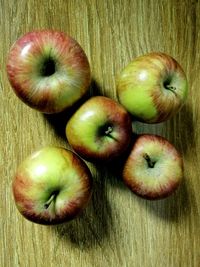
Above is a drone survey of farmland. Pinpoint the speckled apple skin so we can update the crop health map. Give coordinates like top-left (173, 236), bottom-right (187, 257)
top-left (66, 96), bottom-right (132, 161)
top-left (123, 134), bottom-right (183, 200)
top-left (12, 147), bottom-right (93, 224)
top-left (7, 30), bottom-right (91, 113)
top-left (117, 52), bottom-right (188, 123)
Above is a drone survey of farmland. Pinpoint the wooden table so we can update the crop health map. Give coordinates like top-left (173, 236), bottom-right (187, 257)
top-left (1, 0), bottom-right (199, 266)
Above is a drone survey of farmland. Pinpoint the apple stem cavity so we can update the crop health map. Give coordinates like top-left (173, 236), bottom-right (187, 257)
top-left (40, 57), bottom-right (56, 77)
top-left (44, 190), bottom-right (59, 209)
top-left (144, 153), bottom-right (156, 168)
top-left (98, 124), bottom-right (114, 137)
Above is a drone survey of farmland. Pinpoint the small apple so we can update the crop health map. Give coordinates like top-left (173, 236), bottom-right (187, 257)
top-left (66, 96), bottom-right (132, 161)
top-left (12, 147), bottom-right (93, 224)
top-left (6, 30), bottom-right (91, 113)
top-left (117, 52), bottom-right (188, 123)
top-left (122, 134), bottom-right (183, 200)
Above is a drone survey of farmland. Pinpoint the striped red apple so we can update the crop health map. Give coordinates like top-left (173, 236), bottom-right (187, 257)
top-left (122, 134), bottom-right (183, 200)
top-left (12, 147), bottom-right (93, 224)
top-left (7, 30), bottom-right (91, 113)
top-left (117, 52), bottom-right (188, 123)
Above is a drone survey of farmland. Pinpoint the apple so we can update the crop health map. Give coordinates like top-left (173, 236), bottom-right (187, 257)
top-left (116, 52), bottom-right (188, 123)
top-left (66, 96), bottom-right (132, 161)
top-left (122, 134), bottom-right (183, 200)
top-left (12, 146), bottom-right (93, 224)
top-left (6, 30), bottom-right (91, 113)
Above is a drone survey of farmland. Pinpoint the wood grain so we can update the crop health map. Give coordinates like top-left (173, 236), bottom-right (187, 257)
top-left (1, 0), bottom-right (200, 266)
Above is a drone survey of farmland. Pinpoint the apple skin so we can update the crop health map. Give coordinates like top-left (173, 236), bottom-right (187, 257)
top-left (117, 52), bottom-right (188, 123)
top-left (12, 147), bottom-right (93, 225)
top-left (66, 96), bottom-right (132, 161)
top-left (6, 30), bottom-right (91, 113)
top-left (122, 134), bottom-right (183, 200)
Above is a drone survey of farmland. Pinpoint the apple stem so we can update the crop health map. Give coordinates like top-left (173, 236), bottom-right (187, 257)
top-left (105, 126), bottom-right (113, 135)
top-left (144, 153), bottom-right (156, 168)
top-left (44, 192), bottom-right (57, 209)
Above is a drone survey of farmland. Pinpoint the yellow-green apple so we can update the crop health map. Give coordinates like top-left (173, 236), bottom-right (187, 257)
top-left (117, 52), bottom-right (188, 123)
top-left (122, 134), bottom-right (183, 199)
top-left (6, 30), bottom-right (91, 113)
top-left (66, 96), bottom-right (132, 161)
top-left (12, 147), bottom-right (93, 225)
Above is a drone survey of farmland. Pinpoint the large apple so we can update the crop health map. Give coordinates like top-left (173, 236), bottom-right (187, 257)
top-left (66, 96), bottom-right (132, 161)
top-left (6, 30), bottom-right (91, 113)
top-left (117, 52), bottom-right (188, 123)
top-left (122, 134), bottom-right (183, 200)
top-left (12, 147), bottom-right (93, 224)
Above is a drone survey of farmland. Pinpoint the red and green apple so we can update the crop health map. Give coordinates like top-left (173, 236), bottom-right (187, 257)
top-left (6, 30), bottom-right (91, 113)
top-left (66, 96), bottom-right (132, 161)
top-left (117, 52), bottom-right (188, 123)
top-left (122, 134), bottom-right (183, 199)
top-left (12, 146), bottom-right (93, 224)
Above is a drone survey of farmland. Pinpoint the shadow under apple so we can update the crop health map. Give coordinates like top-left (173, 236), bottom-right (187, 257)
top-left (172, 103), bottom-right (196, 157)
top-left (93, 157), bottom-right (128, 192)
top-left (50, 167), bottom-right (113, 249)
top-left (133, 177), bottom-right (191, 222)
